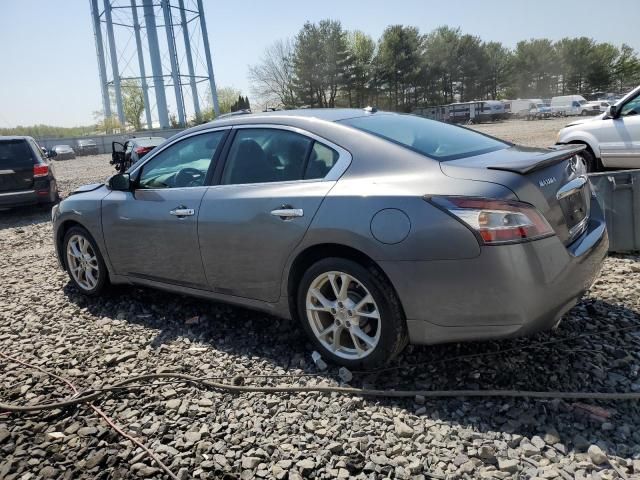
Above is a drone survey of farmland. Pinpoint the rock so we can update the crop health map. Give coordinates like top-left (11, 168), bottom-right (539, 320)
top-left (543, 428), bottom-right (561, 445)
top-left (271, 464), bottom-right (287, 479)
top-left (0, 428), bottom-right (10, 443)
top-left (498, 458), bottom-right (519, 473)
top-left (478, 446), bottom-right (497, 462)
top-left (85, 450), bottom-right (107, 469)
top-left (39, 466), bottom-right (58, 479)
top-left (242, 457), bottom-right (261, 469)
top-left (311, 351), bottom-right (327, 371)
top-left (296, 458), bottom-right (315, 472)
top-left (165, 399), bottom-right (181, 409)
top-left (46, 432), bottom-right (65, 441)
top-left (587, 445), bottom-right (607, 465)
top-left (531, 436), bottom-right (546, 450)
top-left (184, 431), bottom-right (201, 443)
top-left (338, 366), bottom-right (353, 383)
top-left (77, 427), bottom-right (97, 437)
top-left (394, 418), bottom-right (414, 438)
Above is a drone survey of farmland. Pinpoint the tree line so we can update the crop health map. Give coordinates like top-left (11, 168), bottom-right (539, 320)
top-left (249, 21), bottom-right (640, 112)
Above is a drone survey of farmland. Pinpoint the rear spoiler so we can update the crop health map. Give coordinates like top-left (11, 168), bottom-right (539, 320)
top-left (486, 144), bottom-right (586, 174)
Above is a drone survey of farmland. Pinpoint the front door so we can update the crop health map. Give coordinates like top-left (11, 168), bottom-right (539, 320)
top-left (599, 93), bottom-right (640, 169)
top-left (198, 127), bottom-right (345, 302)
top-left (102, 130), bottom-right (227, 289)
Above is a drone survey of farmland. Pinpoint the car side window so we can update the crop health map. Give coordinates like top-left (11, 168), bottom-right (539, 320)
top-left (222, 129), bottom-right (313, 185)
top-left (304, 142), bottom-right (339, 179)
top-left (137, 131), bottom-right (225, 189)
top-left (620, 96), bottom-right (640, 117)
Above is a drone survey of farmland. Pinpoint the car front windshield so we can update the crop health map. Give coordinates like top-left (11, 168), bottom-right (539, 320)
top-left (340, 113), bottom-right (508, 161)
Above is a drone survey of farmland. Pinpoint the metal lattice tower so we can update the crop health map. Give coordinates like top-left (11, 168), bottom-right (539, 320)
top-left (89, 0), bottom-right (220, 129)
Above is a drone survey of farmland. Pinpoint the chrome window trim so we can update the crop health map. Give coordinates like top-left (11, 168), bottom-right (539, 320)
top-left (229, 123), bottom-right (352, 182)
top-left (128, 126), bottom-right (232, 179)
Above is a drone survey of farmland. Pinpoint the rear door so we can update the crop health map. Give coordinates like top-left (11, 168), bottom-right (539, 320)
top-left (102, 129), bottom-right (228, 289)
top-left (0, 139), bottom-right (34, 193)
top-left (198, 126), bottom-right (349, 302)
top-left (598, 93), bottom-right (640, 168)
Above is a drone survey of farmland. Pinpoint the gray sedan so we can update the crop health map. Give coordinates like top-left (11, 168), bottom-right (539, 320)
top-left (52, 109), bottom-right (608, 368)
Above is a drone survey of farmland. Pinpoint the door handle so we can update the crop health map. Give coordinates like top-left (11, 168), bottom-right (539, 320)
top-left (170, 207), bottom-right (195, 217)
top-left (270, 208), bottom-right (304, 219)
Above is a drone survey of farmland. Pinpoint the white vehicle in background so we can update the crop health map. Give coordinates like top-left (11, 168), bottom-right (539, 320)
top-left (584, 100), bottom-right (611, 114)
top-left (556, 85), bottom-right (640, 171)
top-left (505, 99), bottom-right (541, 118)
top-left (550, 95), bottom-right (589, 116)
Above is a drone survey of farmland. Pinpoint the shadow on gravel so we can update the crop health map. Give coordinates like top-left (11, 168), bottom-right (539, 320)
top-left (0, 205), bottom-right (52, 231)
top-left (62, 281), bottom-right (640, 454)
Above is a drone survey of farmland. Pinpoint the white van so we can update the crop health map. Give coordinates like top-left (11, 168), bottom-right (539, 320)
top-left (550, 95), bottom-right (588, 116)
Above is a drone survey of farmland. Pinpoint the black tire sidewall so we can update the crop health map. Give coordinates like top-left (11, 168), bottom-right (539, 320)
top-left (296, 257), bottom-right (406, 369)
top-left (579, 148), bottom-right (597, 173)
top-left (62, 226), bottom-right (108, 295)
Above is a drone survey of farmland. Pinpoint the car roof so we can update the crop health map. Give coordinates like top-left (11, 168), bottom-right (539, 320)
top-left (0, 136), bottom-right (34, 141)
top-left (178, 108), bottom-right (378, 138)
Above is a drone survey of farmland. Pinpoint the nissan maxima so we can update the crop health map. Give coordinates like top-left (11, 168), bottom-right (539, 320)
top-left (52, 109), bottom-right (608, 368)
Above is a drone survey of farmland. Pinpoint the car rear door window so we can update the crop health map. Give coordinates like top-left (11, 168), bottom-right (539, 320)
top-left (304, 142), bottom-right (339, 179)
top-left (137, 131), bottom-right (225, 189)
top-left (222, 129), bottom-right (313, 184)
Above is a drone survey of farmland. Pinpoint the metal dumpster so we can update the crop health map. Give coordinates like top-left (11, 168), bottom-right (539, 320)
top-left (589, 169), bottom-right (640, 253)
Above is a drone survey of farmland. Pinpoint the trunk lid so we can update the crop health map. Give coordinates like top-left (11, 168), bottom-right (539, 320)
top-left (0, 139), bottom-right (35, 193)
top-left (441, 144), bottom-right (591, 245)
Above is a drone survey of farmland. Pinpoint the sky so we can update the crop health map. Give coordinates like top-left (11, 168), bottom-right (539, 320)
top-left (1, 0), bottom-right (639, 128)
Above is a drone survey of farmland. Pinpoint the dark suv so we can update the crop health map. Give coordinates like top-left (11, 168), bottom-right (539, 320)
top-left (0, 136), bottom-right (59, 209)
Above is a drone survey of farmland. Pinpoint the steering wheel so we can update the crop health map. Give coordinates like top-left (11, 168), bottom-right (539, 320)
top-left (174, 167), bottom-right (204, 187)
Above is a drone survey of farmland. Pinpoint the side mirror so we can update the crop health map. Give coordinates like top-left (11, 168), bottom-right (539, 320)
top-left (608, 105), bottom-right (617, 118)
top-left (108, 173), bottom-right (131, 191)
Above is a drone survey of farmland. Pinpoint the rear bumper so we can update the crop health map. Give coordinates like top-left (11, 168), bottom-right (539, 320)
top-left (0, 178), bottom-right (55, 208)
top-left (381, 196), bottom-right (608, 345)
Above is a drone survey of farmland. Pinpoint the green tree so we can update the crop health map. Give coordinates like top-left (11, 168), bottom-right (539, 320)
top-left (586, 42), bottom-right (620, 92)
top-left (614, 44), bottom-right (640, 91)
top-left (293, 20), bottom-right (349, 107)
top-left (377, 25), bottom-right (423, 111)
top-left (513, 39), bottom-right (558, 97)
top-left (423, 26), bottom-right (461, 103)
top-left (121, 80), bottom-right (145, 130)
top-left (343, 30), bottom-right (376, 107)
top-left (457, 34), bottom-right (486, 101)
top-left (482, 42), bottom-right (512, 99)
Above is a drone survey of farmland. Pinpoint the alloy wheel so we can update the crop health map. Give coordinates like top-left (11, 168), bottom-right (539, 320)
top-left (66, 234), bottom-right (100, 291)
top-left (305, 270), bottom-right (381, 360)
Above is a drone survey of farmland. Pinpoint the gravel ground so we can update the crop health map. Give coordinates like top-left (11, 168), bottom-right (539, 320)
top-left (2, 131), bottom-right (640, 480)
top-left (470, 117), bottom-right (571, 148)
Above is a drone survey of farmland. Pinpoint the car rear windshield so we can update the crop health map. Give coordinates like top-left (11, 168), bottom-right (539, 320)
top-left (339, 114), bottom-right (507, 161)
top-left (0, 140), bottom-right (33, 167)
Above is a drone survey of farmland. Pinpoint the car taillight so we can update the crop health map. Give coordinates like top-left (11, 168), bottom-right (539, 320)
top-left (428, 196), bottom-right (555, 245)
top-left (33, 164), bottom-right (49, 178)
top-left (135, 146), bottom-right (152, 155)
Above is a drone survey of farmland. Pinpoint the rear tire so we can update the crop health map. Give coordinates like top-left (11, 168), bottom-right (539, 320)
top-left (297, 257), bottom-right (408, 369)
top-left (63, 226), bottom-right (109, 296)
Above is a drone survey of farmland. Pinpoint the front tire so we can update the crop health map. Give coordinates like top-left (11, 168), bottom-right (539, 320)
top-left (297, 258), bottom-right (408, 369)
top-left (578, 147), bottom-right (598, 173)
top-left (63, 226), bottom-right (109, 295)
